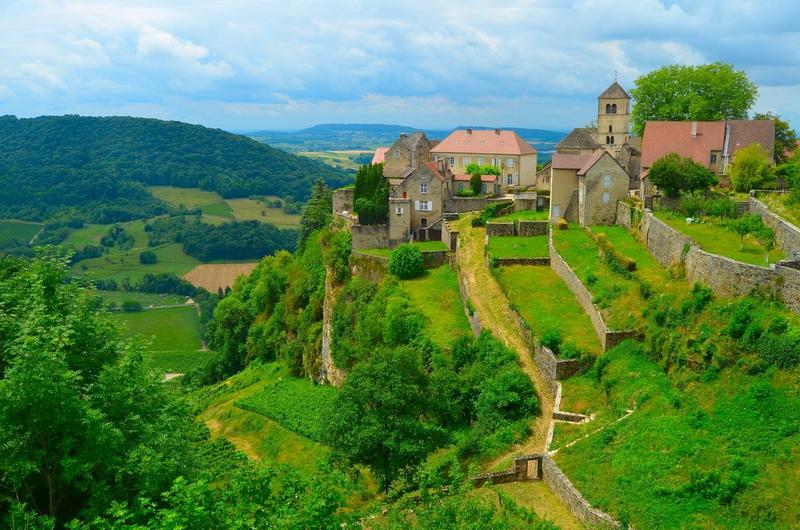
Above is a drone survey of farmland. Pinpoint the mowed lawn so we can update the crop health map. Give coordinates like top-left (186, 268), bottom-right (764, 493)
top-left (655, 210), bottom-right (785, 266)
top-left (495, 265), bottom-right (601, 355)
top-left (492, 209), bottom-right (549, 222)
top-left (487, 235), bottom-right (549, 259)
top-left (0, 220), bottom-right (42, 243)
top-left (116, 305), bottom-right (202, 351)
top-left (75, 242), bottom-right (199, 283)
top-left (400, 265), bottom-right (471, 348)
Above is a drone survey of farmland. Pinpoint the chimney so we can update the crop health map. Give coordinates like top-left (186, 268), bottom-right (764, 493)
top-left (495, 128), bottom-right (501, 135)
top-left (400, 133), bottom-right (408, 140)
top-left (691, 122), bottom-right (698, 137)
top-left (466, 128), bottom-right (472, 135)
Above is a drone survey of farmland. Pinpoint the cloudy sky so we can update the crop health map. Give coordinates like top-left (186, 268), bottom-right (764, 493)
top-left (1, 0), bottom-right (798, 132)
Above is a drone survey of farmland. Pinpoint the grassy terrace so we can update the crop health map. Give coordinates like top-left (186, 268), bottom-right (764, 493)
top-left (96, 290), bottom-right (189, 307)
top-left (116, 305), bottom-right (203, 351)
top-left (553, 225), bottom-right (642, 330)
top-left (0, 219), bottom-right (42, 243)
top-left (400, 265), bottom-right (471, 348)
top-left (495, 265), bottom-right (601, 355)
top-left (358, 240), bottom-right (449, 258)
top-left (654, 210), bottom-right (785, 266)
top-left (492, 209), bottom-right (549, 222)
top-left (760, 192), bottom-right (800, 229)
top-left (487, 235), bottom-right (548, 259)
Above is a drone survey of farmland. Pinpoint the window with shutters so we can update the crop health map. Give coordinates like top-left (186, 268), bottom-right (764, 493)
top-left (395, 206), bottom-right (404, 215)
top-left (478, 157), bottom-right (484, 165)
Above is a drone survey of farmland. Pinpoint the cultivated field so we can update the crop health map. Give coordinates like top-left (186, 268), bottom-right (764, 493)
top-left (63, 219), bottom-right (150, 250)
top-left (228, 197), bottom-right (302, 227)
top-left (149, 186), bottom-right (222, 208)
top-left (299, 150), bottom-right (371, 171)
top-left (0, 220), bottom-right (42, 244)
top-left (116, 305), bottom-right (203, 351)
top-left (96, 290), bottom-right (189, 307)
top-left (184, 262), bottom-right (259, 291)
top-left (75, 242), bottom-right (200, 283)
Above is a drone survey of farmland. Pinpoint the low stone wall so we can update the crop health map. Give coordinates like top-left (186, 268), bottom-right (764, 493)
top-left (542, 455), bottom-right (620, 529)
top-left (443, 195), bottom-right (509, 213)
top-left (421, 250), bottom-right (448, 269)
top-left (778, 265), bottom-right (800, 314)
top-left (486, 221), bottom-right (515, 236)
top-left (548, 233), bottom-right (638, 351)
top-left (518, 220), bottom-right (548, 236)
top-left (441, 219), bottom-right (459, 251)
top-left (494, 257), bottom-right (550, 266)
top-left (750, 195), bottom-right (800, 258)
top-left (454, 254), bottom-right (482, 337)
top-left (332, 187), bottom-right (354, 213)
top-left (351, 224), bottom-right (389, 250)
top-left (473, 454), bottom-right (543, 488)
top-left (553, 411), bottom-right (590, 423)
top-left (349, 252), bottom-right (387, 282)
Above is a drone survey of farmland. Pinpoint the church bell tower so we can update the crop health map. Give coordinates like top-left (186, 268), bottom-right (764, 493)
top-left (596, 80), bottom-right (631, 154)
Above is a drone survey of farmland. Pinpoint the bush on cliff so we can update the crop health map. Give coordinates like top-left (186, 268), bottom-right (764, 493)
top-left (389, 244), bottom-right (424, 279)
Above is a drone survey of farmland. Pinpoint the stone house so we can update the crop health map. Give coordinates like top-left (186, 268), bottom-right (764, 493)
top-left (430, 128), bottom-right (538, 192)
top-left (388, 160), bottom-right (451, 242)
top-left (639, 119), bottom-right (776, 198)
top-left (549, 150), bottom-right (629, 226)
top-left (382, 132), bottom-right (434, 178)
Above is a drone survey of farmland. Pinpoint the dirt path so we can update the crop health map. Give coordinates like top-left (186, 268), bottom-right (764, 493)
top-left (456, 217), bottom-right (554, 456)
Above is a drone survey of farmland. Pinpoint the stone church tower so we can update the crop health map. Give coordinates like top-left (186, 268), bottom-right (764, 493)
top-left (595, 81), bottom-right (631, 156)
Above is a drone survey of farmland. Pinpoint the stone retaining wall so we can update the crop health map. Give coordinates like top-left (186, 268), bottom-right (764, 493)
top-left (548, 233), bottom-right (638, 351)
top-left (442, 219), bottom-right (459, 251)
top-left (351, 224), bottom-right (389, 250)
top-left (541, 455), bottom-right (620, 529)
top-left (332, 187), bottom-right (354, 213)
top-left (421, 250), bottom-right (448, 269)
top-left (486, 221), bottom-right (515, 236)
top-left (494, 257), bottom-right (551, 266)
top-left (750, 195), bottom-right (800, 258)
top-left (553, 411), bottom-right (590, 423)
top-left (518, 220), bottom-right (549, 236)
top-left (443, 195), bottom-right (508, 213)
top-left (349, 252), bottom-right (387, 282)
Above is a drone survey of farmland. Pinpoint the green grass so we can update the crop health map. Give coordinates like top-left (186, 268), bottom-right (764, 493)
top-left (63, 219), bottom-right (150, 251)
top-left (149, 186), bottom-right (222, 208)
top-left (360, 240), bottom-right (449, 258)
top-left (553, 225), bottom-right (641, 330)
top-left (760, 193), bottom-right (800, 228)
top-left (116, 305), bottom-right (202, 351)
top-left (487, 236), bottom-right (549, 259)
top-left (74, 242), bottom-right (200, 283)
top-left (236, 375), bottom-right (338, 443)
top-left (144, 350), bottom-right (218, 373)
top-left (200, 200), bottom-right (235, 219)
top-left (226, 197), bottom-right (302, 227)
top-left (492, 209), bottom-right (549, 222)
top-left (0, 220), bottom-right (42, 244)
top-left (399, 265), bottom-right (472, 348)
top-left (495, 265), bottom-right (601, 355)
top-left (96, 290), bottom-right (189, 307)
top-left (555, 340), bottom-right (800, 529)
top-left (655, 210), bottom-right (785, 266)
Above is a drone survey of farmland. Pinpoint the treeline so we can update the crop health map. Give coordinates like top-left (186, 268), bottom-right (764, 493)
top-left (0, 114), bottom-right (351, 221)
top-left (145, 215), bottom-right (297, 261)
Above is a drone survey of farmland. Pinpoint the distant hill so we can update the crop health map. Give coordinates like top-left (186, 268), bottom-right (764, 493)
top-left (248, 123), bottom-right (566, 161)
top-left (0, 115), bottom-right (351, 222)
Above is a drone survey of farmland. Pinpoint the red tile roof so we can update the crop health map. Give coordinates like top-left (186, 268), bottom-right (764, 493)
top-left (640, 121), bottom-right (725, 169)
top-left (727, 120), bottom-right (775, 162)
top-left (430, 129), bottom-right (537, 155)
top-left (371, 147), bottom-right (389, 165)
top-left (551, 152), bottom-right (595, 170)
top-left (424, 160), bottom-right (448, 181)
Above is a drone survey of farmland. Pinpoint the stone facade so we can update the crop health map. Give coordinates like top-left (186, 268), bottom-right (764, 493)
top-left (442, 195), bottom-right (508, 213)
top-left (383, 132), bottom-right (432, 176)
top-left (486, 221), bottom-right (515, 237)
top-left (441, 219), bottom-right (459, 251)
top-left (577, 153), bottom-right (630, 226)
top-left (389, 163), bottom-right (447, 237)
top-left (332, 187), bottom-right (354, 213)
top-left (518, 220), bottom-right (548, 236)
top-left (542, 455), bottom-right (620, 529)
top-left (549, 232), bottom-right (638, 351)
top-left (750, 195), bottom-right (800, 258)
top-left (351, 224), bottom-right (389, 250)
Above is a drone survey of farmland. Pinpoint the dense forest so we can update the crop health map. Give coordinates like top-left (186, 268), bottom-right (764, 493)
top-left (0, 115), bottom-right (351, 222)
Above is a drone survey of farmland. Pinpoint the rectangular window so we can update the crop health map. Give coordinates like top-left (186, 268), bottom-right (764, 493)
top-left (506, 158), bottom-right (514, 168)
top-left (463, 157), bottom-right (471, 166)
top-left (710, 153), bottom-right (718, 164)
top-left (395, 149), bottom-right (400, 159)
top-left (418, 201), bottom-right (431, 211)
top-left (395, 206), bottom-right (404, 215)
top-left (603, 175), bottom-right (611, 188)
top-left (492, 157), bottom-right (499, 166)
top-left (448, 156), bottom-right (455, 165)
top-left (420, 182), bottom-right (428, 194)
top-left (507, 174), bottom-right (514, 185)
top-left (478, 157), bottom-right (484, 165)
top-left (602, 192), bottom-right (610, 204)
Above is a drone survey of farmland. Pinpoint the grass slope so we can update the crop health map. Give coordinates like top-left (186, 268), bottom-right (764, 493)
top-left (399, 265), bottom-right (472, 348)
top-left (495, 265), bottom-right (600, 355)
top-left (149, 186), bottom-right (222, 208)
top-left (75, 242), bottom-right (200, 283)
top-left (0, 220), bottom-right (42, 243)
top-left (487, 236), bottom-right (549, 259)
top-left (95, 290), bottom-right (188, 307)
top-left (143, 350), bottom-right (218, 374)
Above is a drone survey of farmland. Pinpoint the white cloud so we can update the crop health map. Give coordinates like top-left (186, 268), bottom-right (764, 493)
top-left (137, 25), bottom-right (209, 61)
top-left (19, 62), bottom-right (67, 93)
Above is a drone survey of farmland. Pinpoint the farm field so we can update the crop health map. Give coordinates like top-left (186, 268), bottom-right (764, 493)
top-left (0, 219), bottom-right (42, 244)
top-left (149, 186), bottom-right (222, 208)
top-left (200, 200), bottom-right (235, 218)
top-left (183, 262), bottom-right (259, 291)
top-left (96, 290), bottom-right (189, 307)
top-left (495, 265), bottom-right (601, 355)
top-left (655, 210), bottom-right (785, 266)
top-left (299, 150), bottom-right (371, 171)
top-left (492, 209), bottom-right (549, 222)
top-left (75, 242), bottom-right (200, 283)
top-left (487, 235), bottom-right (548, 259)
top-left (236, 372), bottom-right (338, 443)
top-left (227, 198), bottom-right (302, 227)
top-left (143, 350), bottom-right (218, 374)
top-left (116, 305), bottom-right (202, 351)
top-left (399, 265), bottom-right (472, 348)
top-left (63, 219), bottom-right (150, 251)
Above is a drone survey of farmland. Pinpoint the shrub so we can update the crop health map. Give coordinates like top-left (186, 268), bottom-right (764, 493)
top-left (139, 250), bottom-right (158, 264)
top-left (706, 196), bottom-right (737, 218)
top-left (121, 300), bottom-right (143, 312)
top-left (649, 152), bottom-right (718, 197)
top-left (559, 341), bottom-right (581, 359)
top-left (540, 329), bottom-right (562, 352)
top-left (388, 244), bottom-right (424, 279)
top-left (586, 272), bottom-right (598, 286)
top-left (639, 280), bottom-right (653, 300)
top-left (457, 188), bottom-right (476, 197)
top-left (556, 218), bottom-right (568, 230)
top-left (730, 144), bottom-right (776, 192)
